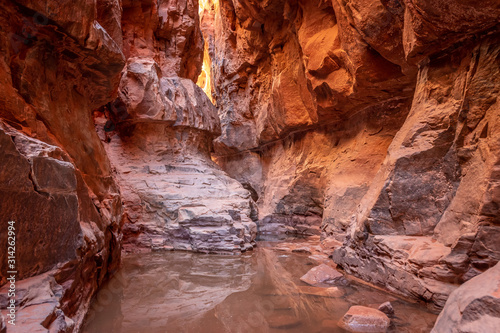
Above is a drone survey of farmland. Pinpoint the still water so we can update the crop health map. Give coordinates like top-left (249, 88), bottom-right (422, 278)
top-left (83, 240), bottom-right (436, 332)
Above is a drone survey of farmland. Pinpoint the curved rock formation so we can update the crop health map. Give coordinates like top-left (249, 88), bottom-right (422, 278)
top-left (0, 0), bottom-right (125, 330)
top-left (432, 262), bottom-right (500, 332)
top-left (202, 0), bottom-right (416, 238)
top-left (93, 0), bottom-right (257, 254)
top-left (201, 0), bottom-right (500, 313)
top-left (96, 62), bottom-right (257, 253)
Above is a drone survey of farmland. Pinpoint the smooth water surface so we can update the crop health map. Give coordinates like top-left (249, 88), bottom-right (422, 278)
top-left (83, 241), bottom-right (437, 332)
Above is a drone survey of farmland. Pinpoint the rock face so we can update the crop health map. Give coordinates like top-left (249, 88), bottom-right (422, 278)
top-left (96, 71), bottom-right (257, 253)
top-left (0, 0), bottom-right (124, 330)
top-left (0, 0), bottom-right (258, 329)
top-left (204, 0), bottom-right (415, 238)
top-left (334, 33), bottom-right (500, 312)
top-left (0, 0), bottom-right (499, 330)
top-left (202, 0), bottom-right (500, 312)
top-left (432, 262), bottom-right (500, 332)
top-left (94, 0), bottom-right (257, 253)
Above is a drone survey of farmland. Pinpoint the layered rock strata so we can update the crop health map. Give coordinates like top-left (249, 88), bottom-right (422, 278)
top-left (202, 0), bottom-right (500, 311)
top-left (0, 0), bottom-right (499, 329)
top-left (432, 262), bottom-right (500, 332)
top-left (96, 60), bottom-right (257, 253)
top-left (89, 0), bottom-right (257, 254)
top-left (204, 0), bottom-right (416, 238)
top-left (0, 0), bottom-right (125, 330)
top-left (334, 16), bottom-right (500, 313)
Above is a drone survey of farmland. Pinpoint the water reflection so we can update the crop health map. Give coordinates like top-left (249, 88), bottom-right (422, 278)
top-left (84, 242), bottom-right (436, 332)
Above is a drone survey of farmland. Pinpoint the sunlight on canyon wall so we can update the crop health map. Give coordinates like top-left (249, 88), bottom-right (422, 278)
top-left (196, 0), bottom-right (217, 102)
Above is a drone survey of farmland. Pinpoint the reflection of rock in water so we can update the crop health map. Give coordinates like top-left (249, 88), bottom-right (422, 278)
top-left (84, 244), bottom-right (437, 333)
top-left (212, 249), bottom-right (351, 333)
top-left (84, 252), bottom-right (255, 333)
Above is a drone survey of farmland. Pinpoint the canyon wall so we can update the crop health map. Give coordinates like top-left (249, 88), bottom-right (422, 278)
top-left (95, 0), bottom-right (257, 254)
top-left (0, 0), bottom-right (499, 330)
top-left (0, 0), bottom-right (255, 331)
top-left (0, 0), bottom-right (125, 330)
top-left (202, 0), bottom-right (500, 312)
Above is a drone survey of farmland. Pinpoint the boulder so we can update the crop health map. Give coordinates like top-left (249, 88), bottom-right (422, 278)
top-left (338, 306), bottom-right (390, 332)
top-left (300, 264), bottom-right (345, 286)
top-left (432, 262), bottom-right (500, 333)
top-left (267, 314), bottom-right (302, 329)
top-left (377, 302), bottom-right (394, 318)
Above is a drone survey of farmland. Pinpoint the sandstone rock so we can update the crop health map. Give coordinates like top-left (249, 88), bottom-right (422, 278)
top-left (402, 0), bottom-right (500, 62)
top-left (321, 237), bottom-right (343, 253)
top-left (377, 302), bottom-right (394, 318)
top-left (0, 272), bottom-right (70, 333)
top-left (338, 306), bottom-right (390, 333)
top-left (432, 262), bottom-right (500, 333)
top-left (196, 2), bottom-right (500, 319)
top-left (0, 0), bottom-right (499, 331)
top-left (333, 235), bottom-right (457, 312)
top-left (99, 58), bottom-right (256, 254)
top-left (308, 254), bottom-right (332, 265)
top-left (0, 0), bottom-right (124, 330)
top-left (300, 264), bottom-right (345, 286)
top-left (202, 0), bottom-right (415, 240)
top-left (116, 59), bottom-right (220, 134)
top-left (334, 34), bottom-right (500, 310)
top-left (121, 0), bottom-right (203, 81)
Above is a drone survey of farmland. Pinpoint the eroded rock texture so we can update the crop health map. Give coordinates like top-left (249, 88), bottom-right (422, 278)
top-left (95, 73), bottom-right (257, 253)
top-left (432, 262), bottom-right (500, 332)
top-left (334, 34), bottom-right (500, 311)
top-left (0, 0), bottom-right (124, 330)
top-left (94, 0), bottom-right (257, 254)
top-left (202, 0), bottom-right (500, 312)
top-left (202, 0), bottom-right (416, 238)
top-left (0, 0), bottom-right (499, 329)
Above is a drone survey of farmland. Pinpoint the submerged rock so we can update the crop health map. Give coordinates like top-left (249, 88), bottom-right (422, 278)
top-left (267, 314), bottom-right (302, 329)
top-left (296, 286), bottom-right (344, 298)
top-left (300, 264), bottom-right (345, 286)
top-left (338, 306), bottom-right (390, 333)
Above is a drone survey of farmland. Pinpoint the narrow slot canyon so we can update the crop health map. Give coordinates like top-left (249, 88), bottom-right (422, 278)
top-left (0, 0), bottom-right (499, 332)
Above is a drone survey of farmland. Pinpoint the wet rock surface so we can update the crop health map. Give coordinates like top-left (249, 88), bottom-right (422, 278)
top-left (300, 264), bottom-right (345, 286)
top-left (339, 305), bottom-right (390, 333)
top-left (334, 34), bottom-right (500, 311)
top-left (378, 302), bottom-right (395, 318)
top-left (0, 0), bottom-right (499, 331)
